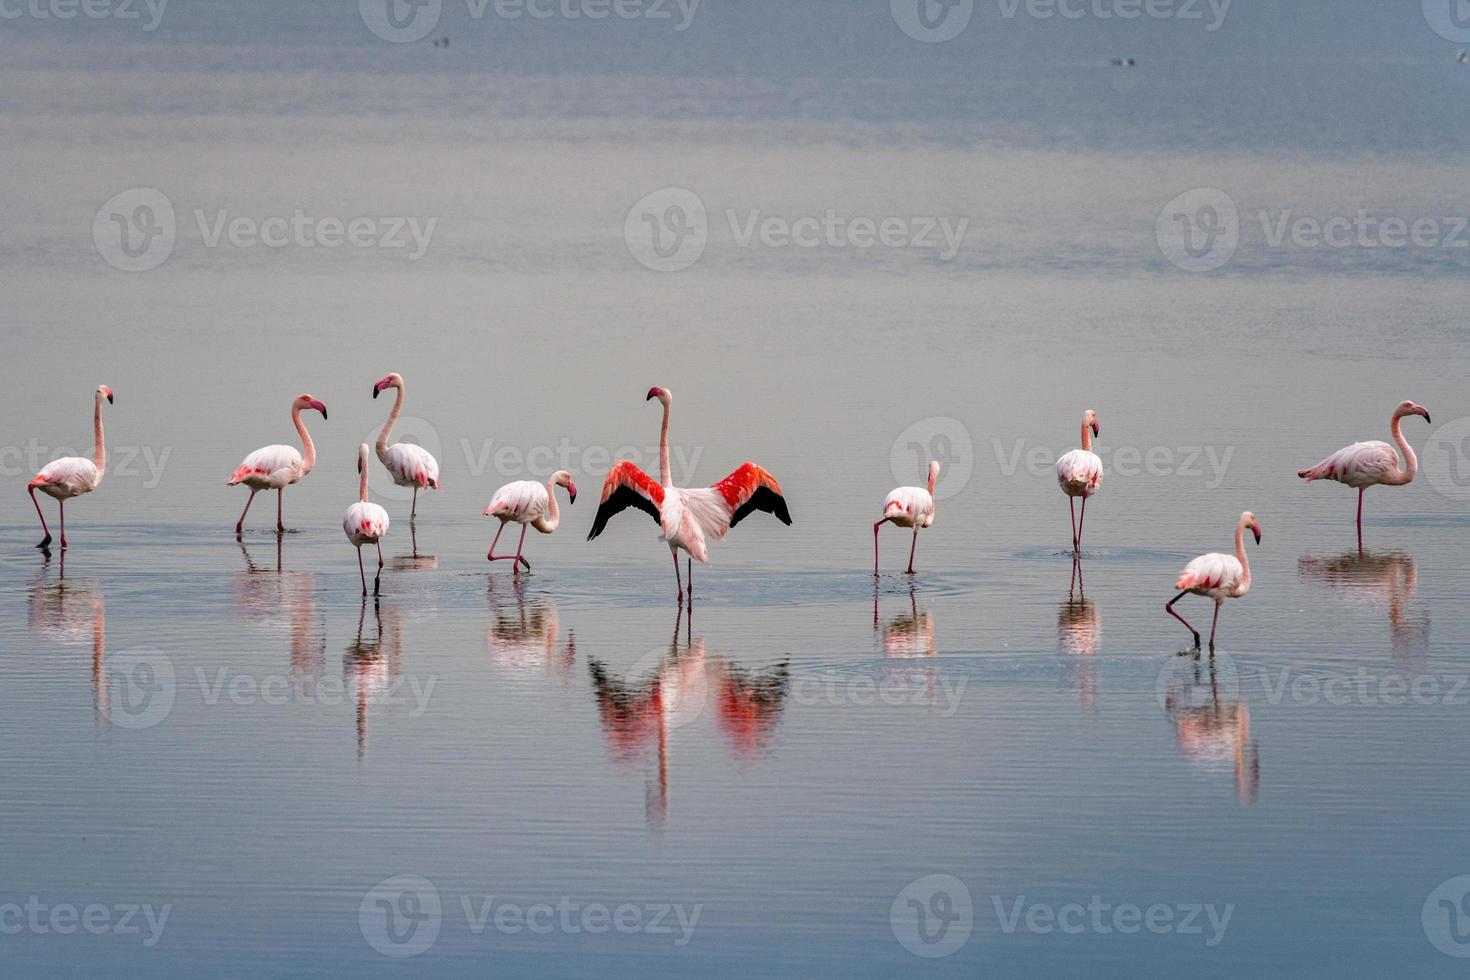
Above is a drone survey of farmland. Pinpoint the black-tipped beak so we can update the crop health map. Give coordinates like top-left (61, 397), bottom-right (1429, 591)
top-left (568, 489), bottom-right (578, 505)
top-left (320, 408), bottom-right (328, 420)
top-left (106, 392), bottom-right (114, 404)
top-left (1091, 423), bottom-right (1099, 438)
top-left (1252, 528), bottom-right (1262, 545)
top-left (372, 385), bottom-right (380, 399)
top-left (1423, 412), bottom-right (1432, 424)
top-left (357, 459), bottom-right (362, 474)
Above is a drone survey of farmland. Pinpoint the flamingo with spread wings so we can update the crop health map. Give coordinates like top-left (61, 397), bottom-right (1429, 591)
top-left (587, 387), bottom-right (792, 603)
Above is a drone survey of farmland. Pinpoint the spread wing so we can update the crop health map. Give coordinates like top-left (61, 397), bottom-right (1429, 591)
top-left (711, 462), bottom-right (792, 530)
top-left (587, 461), bottom-right (664, 540)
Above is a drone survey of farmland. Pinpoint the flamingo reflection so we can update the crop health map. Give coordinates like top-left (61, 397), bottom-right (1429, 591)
top-left (873, 582), bottom-right (936, 658)
top-left (1160, 653), bottom-right (1260, 807)
top-left (28, 557), bottom-right (106, 728)
top-left (587, 607), bottom-right (788, 831)
top-left (388, 523), bottom-right (439, 571)
top-left (1057, 558), bottom-right (1100, 711)
top-left (1298, 550), bottom-right (1427, 657)
top-left (344, 600), bottom-right (404, 762)
top-left (485, 576), bottom-right (574, 682)
top-left (235, 537), bottom-right (323, 676)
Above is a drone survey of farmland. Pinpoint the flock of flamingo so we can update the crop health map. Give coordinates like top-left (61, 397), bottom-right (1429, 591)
top-left (23, 377), bottom-right (1432, 650)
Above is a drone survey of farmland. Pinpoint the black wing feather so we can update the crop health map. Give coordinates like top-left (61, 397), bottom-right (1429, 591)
top-left (729, 486), bottom-right (792, 529)
top-left (587, 485), bottom-right (661, 540)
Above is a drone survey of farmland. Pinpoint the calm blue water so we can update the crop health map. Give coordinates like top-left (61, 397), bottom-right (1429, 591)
top-left (3, 1), bottom-right (1470, 976)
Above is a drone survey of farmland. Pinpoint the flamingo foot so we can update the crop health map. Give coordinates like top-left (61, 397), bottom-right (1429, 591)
top-left (36, 534), bottom-right (51, 550)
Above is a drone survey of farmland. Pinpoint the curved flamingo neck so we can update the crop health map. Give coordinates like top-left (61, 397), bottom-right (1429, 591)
top-left (538, 476), bottom-right (562, 532)
top-left (92, 392), bottom-right (106, 472)
top-left (1389, 413), bottom-right (1417, 484)
top-left (1080, 417), bottom-right (1093, 452)
top-left (293, 405), bottom-right (316, 474)
top-left (1234, 518), bottom-right (1252, 591)
top-left (359, 454), bottom-right (370, 503)
top-left (377, 385), bottom-right (404, 461)
top-left (658, 399), bottom-right (672, 486)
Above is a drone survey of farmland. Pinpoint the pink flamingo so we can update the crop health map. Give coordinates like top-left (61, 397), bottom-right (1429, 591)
top-left (1167, 511), bottom-right (1261, 650)
top-left (1298, 400), bottom-right (1430, 546)
top-left (372, 373), bottom-right (441, 521)
top-left (587, 386), bottom-right (792, 604)
top-left (227, 394), bottom-right (327, 535)
top-left (873, 461), bottom-right (939, 575)
top-left (483, 470), bottom-right (577, 573)
top-left (28, 385), bottom-right (113, 551)
top-left (1056, 409), bottom-right (1101, 553)
top-left (344, 444), bottom-right (391, 596)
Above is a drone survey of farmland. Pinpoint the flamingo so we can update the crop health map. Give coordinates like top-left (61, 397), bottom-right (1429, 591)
top-left (874, 461), bottom-right (939, 575)
top-left (227, 394), bottom-right (327, 535)
top-left (1056, 409), bottom-right (1102, 553)
top-left (587, 386), bottom-right (792, 604)
top-left (344, 444), bottom-right (391, 596)
top-left (28, 385), bottom-right (113, 551)
top-left (1166, 511), bottom-right (1261, 650)
top-left (1297, 400), bottom-right (1430, 546)
top-left (483, 470), bottom-right (577, 573)
top-left (371, 372), bottom-right (441, 521)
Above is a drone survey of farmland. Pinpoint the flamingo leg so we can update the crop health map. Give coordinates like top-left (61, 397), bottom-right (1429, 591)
top-left (486, 522), bottom-right (506, 561)
top-left (687, 558), bottom-right (693, 601)
top-left (59, 499), bottom-right (67, 550)
top-left (906, 526), bottom-right (919, 575)
top-left (1356, 488), bottom-right (1364, 552)
top-left (276, 488), bottom-right (285, 534)
top-left (873, 519), bottom-right (886, 576)
top-left (1166, 590), bottom-right (1201, 648)
top-left (1077, 496), bottom-right (1087, 554)
top-left (357, 545), bottom-right (367, 596)
top-left (672, 548), bottom-right (683, 604)
top-left (375, 540), bottom-right (384, 596)
top-left (512, 524), bottom-right (529, 574)
top-left (1069, 496), bottom-right (1077, 552)
top-left (1208, 601), bottom-right (1222, 651)
top-left (30, 485), bottom-right (52, 550)
top-left (235, 488), bottom-right (258, 536)
top-left (411, 486), bottom-right (418, 523)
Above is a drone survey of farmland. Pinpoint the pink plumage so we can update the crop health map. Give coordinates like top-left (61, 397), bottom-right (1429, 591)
top-left (1167, 511), bottom-right (1261, 650)
top-left (1298, 400), bottom-right (1430, 546)
top-left (1056, 410), bottom-right (1101, 553)
top-left (228, 394), bottom-right (326, 535)
top-left (27, 385), bottom-right (112, 551)
top-left (484, 472), bottom-right (577, 572)
top-left (373, 372), bottom-right (442, 522)
top-left (874, 461), bottom-right (939, 575)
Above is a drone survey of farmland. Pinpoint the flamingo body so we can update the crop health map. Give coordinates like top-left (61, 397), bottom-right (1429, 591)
top-left (1166, 511), bottom-right (1261, 650)
top-left (380, 442), bottom-right (441, 490)
top-left (1056, 449), bottom-right (1102, 497)
top-left (228, 444), bottom-right (309, 490)
top-left (484, 471), bottom-right (577, 571)
top-left (31, 457), bottom-right (102, 500)
top-left (882, 486), bottom-right (935, 528)
top-left (343, 501), bottom-right (390, 546)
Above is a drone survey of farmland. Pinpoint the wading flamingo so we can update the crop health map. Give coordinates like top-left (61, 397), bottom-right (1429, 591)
top-left (344, 444), bottom-right (391, 596)
top-left (483, 470), bottom-right (577, 572)
top-left (372, 372), bottom-right (441, 521)
top-left (1167, 511), bottom-right (1261, 650)
top-left (1298, 400), bottom-right (1430, 547)
top-left (227, 394), bottom-right (327, 535)
top-left (874, 461), bottom-right (939, 575)
top-left (587, 387), bottom-right (792, 604)
top-left (28, 385), bottom-right (113, 551)
top-left (1056, 409), bottom-right (1101, 553)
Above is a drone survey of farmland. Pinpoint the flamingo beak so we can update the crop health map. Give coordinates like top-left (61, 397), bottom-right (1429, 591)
top-left (1091, 422), bottom-right (1099, 438)
top-left (567, 482), bottom-right (578, 504)
top-left (312, 399), bottom-right (328, 419)
top-left (105, 391), bottom-right (114, 404)
top-left (646, 387), bottom-right (663, 401)
top-left (1417, 406), bottom-right (1432, 423)
top-left (357, 458), bottom-right (362, 474)
top-left (1252, 527), bottom-right (1262, 545)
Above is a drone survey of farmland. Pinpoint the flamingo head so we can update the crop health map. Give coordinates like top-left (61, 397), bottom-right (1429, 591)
top-left (646, 386), bottom-right (672, 406)
top-left (927, 460), bottom-right (941, 486)
top-left (1395, 400), bottom-right (1431, 424)
top-left (97, 385), bottom-right (114, 405)
top-left (1083, 409), bottom-right (1099, 438)
top-left (553, 469), bottom-right (578, 504)
top-left (372, 373), bottom-right (404, 399)
top-left (294, 394), bottom-right (328, 420)
top-left (1242, 511), bottom-right (1261, 545)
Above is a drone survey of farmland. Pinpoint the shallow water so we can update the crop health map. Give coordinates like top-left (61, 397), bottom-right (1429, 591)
top-left (5, 1), bottom-right (1470, 976)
